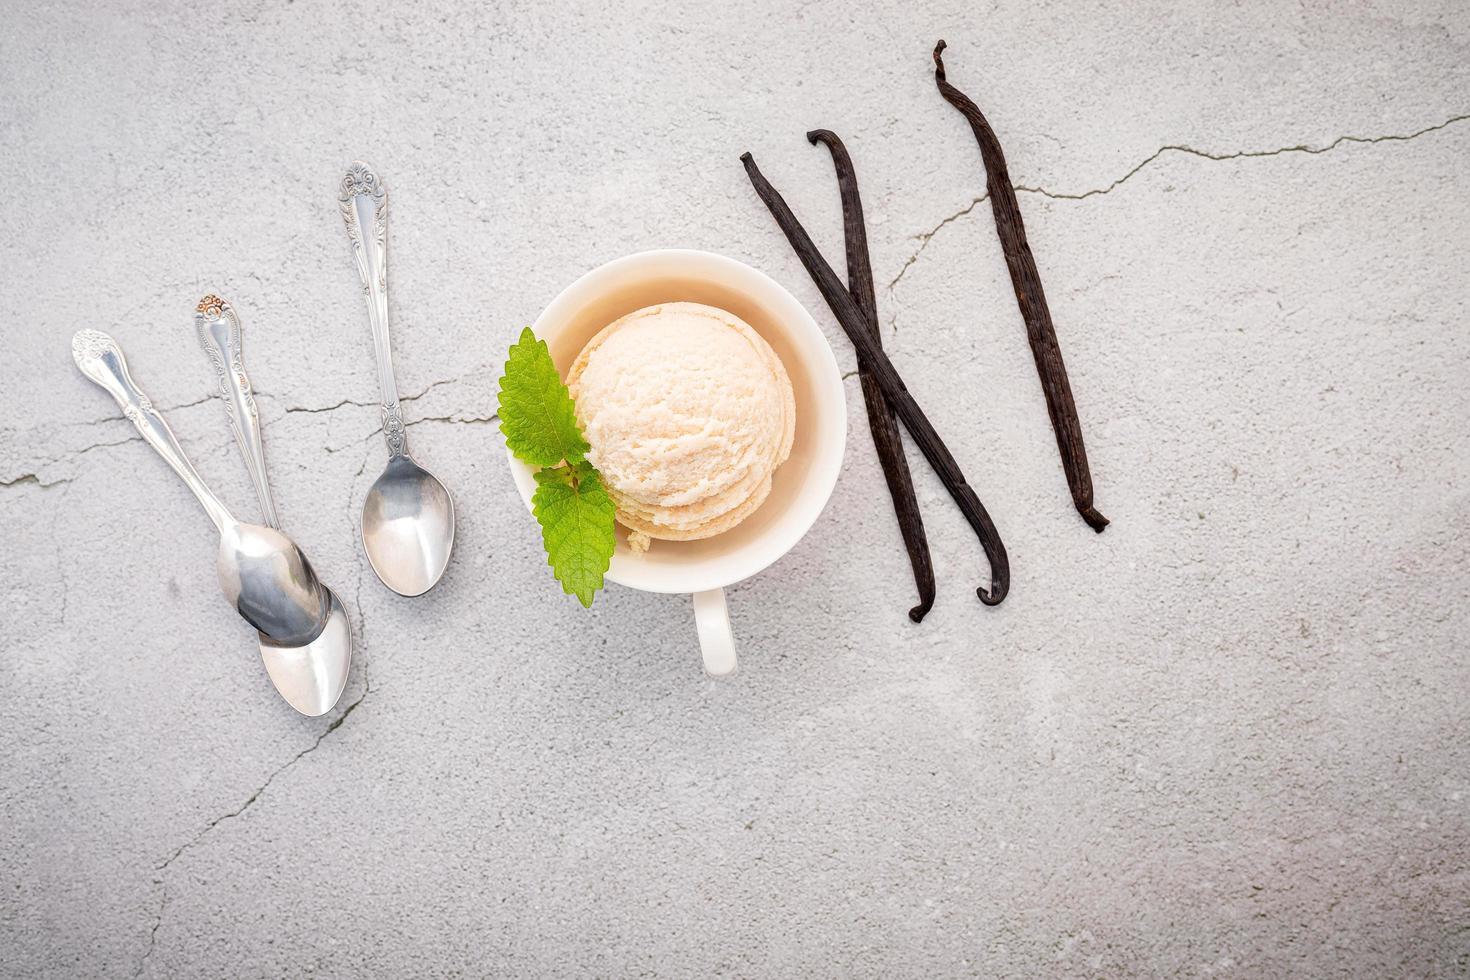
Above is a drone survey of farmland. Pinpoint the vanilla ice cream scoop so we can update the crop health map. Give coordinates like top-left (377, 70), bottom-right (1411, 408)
top-left (567, 302), bottom-right (795, 550)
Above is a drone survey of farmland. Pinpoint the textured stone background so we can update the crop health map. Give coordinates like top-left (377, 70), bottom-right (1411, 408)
top-left (3, 0), bottom-right (1468, 976)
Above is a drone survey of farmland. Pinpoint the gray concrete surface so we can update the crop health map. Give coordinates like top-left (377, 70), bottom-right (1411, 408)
top-left (3, 0), bottom-right (1468, 976)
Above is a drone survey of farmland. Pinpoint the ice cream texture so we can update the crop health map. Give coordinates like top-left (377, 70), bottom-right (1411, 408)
top-left (566, 302), bottom-right (795, 550)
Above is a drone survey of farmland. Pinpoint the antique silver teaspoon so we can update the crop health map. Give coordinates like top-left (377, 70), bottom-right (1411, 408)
top-left (194, 296), bottom-right (352, 716)
top-left (71, 329), bottom-right (331, 647)
top-left (339, 161), bottom-right (455, 596)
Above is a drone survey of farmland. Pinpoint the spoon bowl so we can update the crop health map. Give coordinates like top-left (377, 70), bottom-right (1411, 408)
top-left (258, 586), bottom-right (353, 716)
top-left (362, 454), bottom-right (455, 597)
top-left (218, 521), bottom-right (331, 647)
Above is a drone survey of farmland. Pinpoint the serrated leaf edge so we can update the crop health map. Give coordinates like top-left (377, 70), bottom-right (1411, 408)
top-left (497, 327), bottom-right (589, 468)
top-left (530, 461), bottom-right (616, 608)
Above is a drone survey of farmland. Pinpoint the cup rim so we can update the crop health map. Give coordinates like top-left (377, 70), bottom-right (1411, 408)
top-left (506, 248), bottom-right (847, 595)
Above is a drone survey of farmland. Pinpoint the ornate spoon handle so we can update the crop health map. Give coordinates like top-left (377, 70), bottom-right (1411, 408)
top-left (339, 161), bottom-right (408, 458)
top-left (71, 329), bottom-right (235, 532)
top-left (194, 295), bottom-right (279, 529)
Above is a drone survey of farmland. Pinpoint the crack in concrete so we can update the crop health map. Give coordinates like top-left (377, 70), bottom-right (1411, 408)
top-left (6, 402), bottom-right (498, 493)
top-left (4, 393), bottom-right (246, 488)
top-left (9, 365), bottom-right (498, 488)
top-left (64, 394), bottom-right (218, 434)
top-left (1020, 112), bottom-right (1470, 202)
top-left (886, 196), bottom-right (987, 292)
top-left (405, 412), bottom-right (499, 427)
top-left (153, 692), bottom-right (369, 875)
top-left (0, 473), bottom-right (72, 490)
top-left (136, 683), bottom-right (372, 975)
top-left (282, 365), bottom-right (488, 416)
top-left (5, 437), bottom-right (148, 487)
top-left (133, 885), bottom-right (167, 979)
top-left (282, 396), bottom-right (369, 416)
top-left (885, 112), bottom-right (1470, 295)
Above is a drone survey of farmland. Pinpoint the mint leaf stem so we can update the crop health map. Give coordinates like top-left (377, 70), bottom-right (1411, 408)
top-left (498, 328), bottom-right (616, 607)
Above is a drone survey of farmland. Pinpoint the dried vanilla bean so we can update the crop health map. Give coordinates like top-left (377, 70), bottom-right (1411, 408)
top-left (742, 151), bottom-right (1009, 606)
top-left (808, 128), bottom-right (936, 623)
top-left (933, 40), bottom-right (1109, 533)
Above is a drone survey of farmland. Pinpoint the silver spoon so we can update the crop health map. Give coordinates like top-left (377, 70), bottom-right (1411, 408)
top-left (71, 329), bottom-right (331, 647)
top-left (194, 296), bottom-right (352, 717)
top-left (339, 161), bottom-right (455, 596)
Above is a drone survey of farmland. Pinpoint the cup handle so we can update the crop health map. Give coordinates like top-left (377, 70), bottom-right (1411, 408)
top-left (692, 589), bottom-right (737, 676)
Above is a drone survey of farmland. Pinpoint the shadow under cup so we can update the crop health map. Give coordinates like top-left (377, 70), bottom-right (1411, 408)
top-left (516, 249), bottom-right (847, 599)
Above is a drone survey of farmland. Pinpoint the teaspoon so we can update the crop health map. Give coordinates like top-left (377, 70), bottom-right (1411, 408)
top-left (194, 296), bottom-right (352, 716)
top-left (71, 329), bottom-right (331, 647)
top-left (339, 161), bottom-right (456, 596)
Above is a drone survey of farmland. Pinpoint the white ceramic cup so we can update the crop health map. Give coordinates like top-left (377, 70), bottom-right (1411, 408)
top-left (507, 249), bottom-right (847, 676)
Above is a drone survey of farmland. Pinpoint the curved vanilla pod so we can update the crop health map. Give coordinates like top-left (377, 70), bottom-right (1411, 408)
top-left (933, 40), bottom-right (1109, 533)
top-left (742, 151), bottom-right (1009, 606)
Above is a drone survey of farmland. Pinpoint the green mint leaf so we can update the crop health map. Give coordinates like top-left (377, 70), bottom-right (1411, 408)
top-left (532, 459), bottom-right (616, 607)
top-left (497, 327), bottom-right (591, 467)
